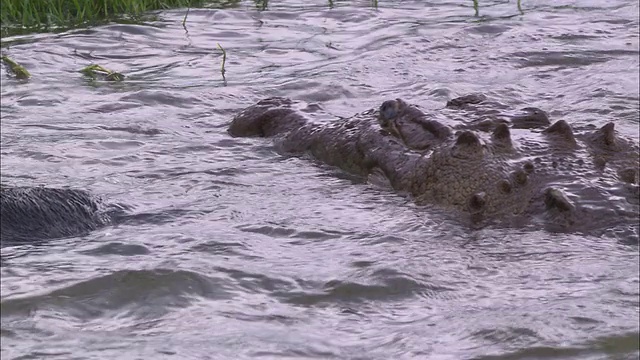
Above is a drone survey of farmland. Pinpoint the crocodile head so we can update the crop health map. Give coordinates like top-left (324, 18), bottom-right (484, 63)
top-left (377, 98), bottom-right (452, 150)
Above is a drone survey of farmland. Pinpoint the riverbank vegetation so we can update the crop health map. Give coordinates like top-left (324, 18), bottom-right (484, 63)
top-left (1, 0), bottom-right (523, 37)
top-left (0, 0), bottom-right (241, 37)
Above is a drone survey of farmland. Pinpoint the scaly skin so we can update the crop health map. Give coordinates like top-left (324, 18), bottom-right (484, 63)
top-left (229, 96), bottom-right (639, 240)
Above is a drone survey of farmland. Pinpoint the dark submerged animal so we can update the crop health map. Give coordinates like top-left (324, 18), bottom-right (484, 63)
top-left (0, 186), bottom-right (125, 244)
top-left (228, 96), bottom-right (639, 240)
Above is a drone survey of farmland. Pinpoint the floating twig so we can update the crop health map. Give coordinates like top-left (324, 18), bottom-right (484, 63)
top-left (217, 43), bottom-right (227, 79)
top-left (182, 6), bottom-right (190, 30)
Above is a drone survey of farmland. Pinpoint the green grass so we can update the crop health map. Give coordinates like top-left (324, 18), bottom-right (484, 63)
top-left (0, 0), bottom-right (226, 36)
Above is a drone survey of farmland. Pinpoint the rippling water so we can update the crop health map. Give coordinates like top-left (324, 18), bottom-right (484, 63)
top-left (1, 1), bottom-right (639, 359)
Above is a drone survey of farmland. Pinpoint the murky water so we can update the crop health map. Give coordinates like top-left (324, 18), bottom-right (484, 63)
top-left (1, 1), bottom-right (639, 359)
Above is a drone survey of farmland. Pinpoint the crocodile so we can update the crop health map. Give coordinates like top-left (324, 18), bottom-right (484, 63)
top-left (228, 95), bottom-right (639, 241)
top-left (0, 185), bottom-right (126, 244)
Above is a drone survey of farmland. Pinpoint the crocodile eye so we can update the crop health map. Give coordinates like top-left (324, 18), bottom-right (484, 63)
top-left (379, 100), bottom-right (399, 120)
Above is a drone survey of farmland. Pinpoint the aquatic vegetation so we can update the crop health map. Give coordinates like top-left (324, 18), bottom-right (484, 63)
top-left (1, 49), bottom-right (224, 83)
top-left (80, 64), bottom-right (125, 82)
top-left (254, 0), bottom-right (269, 11)
top-left (473, 0), bottom-right (524, 16)
top-left (218, 43), bottom-right (227, 79)
top-left (182, 6), bottom-right (191, 29)
top-left (1, 55), bottom-right (30, 79)
top-left (1, 0), bottom-right (526, 37)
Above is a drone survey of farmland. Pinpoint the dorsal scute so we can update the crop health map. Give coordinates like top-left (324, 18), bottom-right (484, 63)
top-left (595, 122), bottom-right (616, 147)
top-left (491, 123), bottom-right (512, 148)
top-left (468, 191), bottom-right (487, 213)
top-left (492, 123), bottom-right (511, 140)
top-left (455, 131), bottom-right (482, 147)
top-left (543, 120), bottom-right (576, 143)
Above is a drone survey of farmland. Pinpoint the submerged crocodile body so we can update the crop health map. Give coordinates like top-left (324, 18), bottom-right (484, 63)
top-left (228, 95), bottom-right (639, 240)
top-left (0, 186), bottom-right (125, 244)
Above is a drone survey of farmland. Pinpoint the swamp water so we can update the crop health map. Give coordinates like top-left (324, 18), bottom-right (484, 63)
top-left (1, 0), bottom-right (639, 359)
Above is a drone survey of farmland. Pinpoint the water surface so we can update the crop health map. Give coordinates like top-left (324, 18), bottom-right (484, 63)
top-left (1, 1), bottom-right (639, 359)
